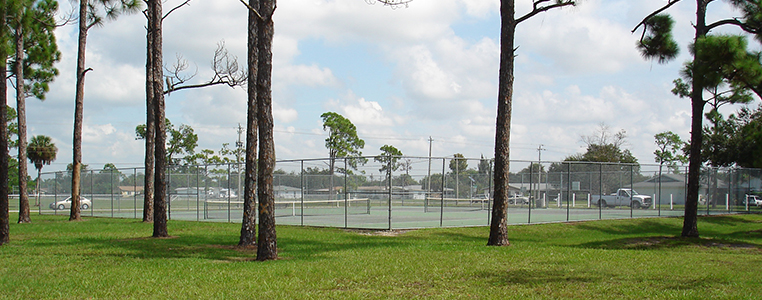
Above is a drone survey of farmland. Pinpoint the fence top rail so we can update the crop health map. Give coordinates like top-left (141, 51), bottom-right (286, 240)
top-left (37, 157), bottom-right (761, 176)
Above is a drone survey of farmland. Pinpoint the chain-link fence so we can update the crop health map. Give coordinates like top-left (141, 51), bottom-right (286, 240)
top-left (28, 157), bottom-right (762, 229)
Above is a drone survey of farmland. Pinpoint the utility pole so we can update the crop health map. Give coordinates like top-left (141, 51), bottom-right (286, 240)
top-left (236, 123), bottom-right (243, 201)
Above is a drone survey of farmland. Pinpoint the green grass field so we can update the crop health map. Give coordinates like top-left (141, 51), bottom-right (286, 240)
top-left (1, 213), bottom-right (761, 299)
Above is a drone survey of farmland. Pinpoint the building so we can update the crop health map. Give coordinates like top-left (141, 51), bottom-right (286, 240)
top-left (118, 186), bottom-right (144, 197)
top-left (632, 173), bottom-right (731, 206)
top-left (274, 185), bottom-right (302, 199)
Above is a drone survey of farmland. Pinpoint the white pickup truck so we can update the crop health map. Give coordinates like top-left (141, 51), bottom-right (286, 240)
top-left (591, 188), bottom-right (652, 209)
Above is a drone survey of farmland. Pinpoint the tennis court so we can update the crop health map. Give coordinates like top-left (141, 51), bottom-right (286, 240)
top-left (33, 158), bottom-right (760, 229)
top-left (39, 194), bottom-right (692, 229)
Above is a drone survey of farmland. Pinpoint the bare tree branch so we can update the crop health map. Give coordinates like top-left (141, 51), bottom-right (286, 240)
top-left (164, 41), bottom-right (247, 95)
top-left (163, 53), bottom-right (197, 94)
top-left (707, 17), bottom-right (762, 35)
top-left (163, 0), bottom-right (191, 21)
top-left (516, 0), bottom-right (576, 24)
top-left (632, 0), bottom-right (681, 33)
top-left (56, 7), bottom-right (78, 27)
top-left (366, 0), bottom-right (413, 9)
top-left (238, 0), bottom-right (264, 20)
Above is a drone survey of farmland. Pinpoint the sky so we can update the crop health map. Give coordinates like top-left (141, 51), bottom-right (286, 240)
top-left (12, 0), bottom-right (760, 174)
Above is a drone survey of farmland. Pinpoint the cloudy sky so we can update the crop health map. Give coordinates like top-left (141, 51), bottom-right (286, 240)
top-left (14, 0), bottom-right (759, 173)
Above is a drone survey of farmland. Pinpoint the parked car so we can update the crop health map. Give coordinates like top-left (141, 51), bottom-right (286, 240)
top-left (470, 194), bottom-right (489, 203)
top-left (49, 196), bottom-right (91, 210)
top-left (508, 195), bottom-right (530, 205)
top-left (745, 195), bottom-right (762, 207)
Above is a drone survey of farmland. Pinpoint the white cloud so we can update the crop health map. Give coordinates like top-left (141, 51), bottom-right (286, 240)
top-left (30, 0), bottom-right (742, 170)
top-left (326, 92), bottom-right (397, 127)
top-left (274, 105), bottom-right (299, 123)
top-left (87, 61), bottom-right (145, 106)
top-left (277, 0), bottom-right (460, 45)
top-left (275, 64), bottom-right (339, 88)
top-left (516, 2), bottom-right (643, 74)
top-left (403, 45), bottom-right (462, 100)
top-left (82, 124), bottom-right (116, 144)
top-left (458, 0), bottom-right (499, 18)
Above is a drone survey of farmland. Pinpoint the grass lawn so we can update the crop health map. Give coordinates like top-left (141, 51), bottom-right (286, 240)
top-left (1, 213), bottom-right (761, 299)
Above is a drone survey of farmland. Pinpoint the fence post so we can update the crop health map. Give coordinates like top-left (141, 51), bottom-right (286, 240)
top-left (630, 164), bottom-right (634, 218)
top-left (528, 162), bottom-right (533, 224)
top-left (440, 158), bottom-right (445, 227)
top-left (300, 160), bottom-right (304, 226)
top-left (670, 194), bottom-right (673, 210)
top-left (598, 163), bottom-right (603, 220)
top-left (387, 156), bottom-right (392, 230)
top-left (488, 158), bottom-right (493, 225)
top-left (90, 169), bottom-right (94, 217)
top-left (746, 194), bottom-right (750, 211)
top-left (167, 166), bottom-right (171, 220)
top-left (53, 172), bottom-right (59, 215)
top-left (133, 168), bottom-right (138, 219)
top-left (566, 162), bottom-right (571, 221)
top-left (204, 165), bottom-right (208, 220)
top-left (227, 163), bottom-right (231, 223)
top-left (196, 166), bottom-right (200, 221)
top-left (110, 168), bottom-right (114, 218)
top-left (345, 157), bottom-right (349, 229)
top-left (726, 194), bottom-right (729, 211)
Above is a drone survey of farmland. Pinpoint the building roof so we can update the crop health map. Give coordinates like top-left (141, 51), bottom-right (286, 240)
top-left (274, 185), bottom-right (301, 192)
top-left (508, 183), bottom-right (549, 191)
top-left (634, 173), bottom-right (727, 189)
top-left (118, 186), bottom-right (144, 192)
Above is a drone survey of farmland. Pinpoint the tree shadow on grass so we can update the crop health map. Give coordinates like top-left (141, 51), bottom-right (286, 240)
top-left (573, 219), bottom-right (682, 237)
top-left (26, 225), bottom-right (408, 262)
top-left (27, 234), bottom-right (256, 261)
top-left (474, 268), bottom-right (605, 287)
top-left (475, 268), bottom-right (711, 293)
top-left (563, 216), bottom-right (762, 250)
top-left (278, 233), bottom-right (406, 261)
top-left (428, 230), bottom-right (486, 244)
top-left (574, 235), bottom-right (761, 251)
top-left (698, 214), bottom-right (761, 225)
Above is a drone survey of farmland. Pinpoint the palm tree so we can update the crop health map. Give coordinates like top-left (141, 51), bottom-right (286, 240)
top-left (27, 135), bottom-right (56, 206)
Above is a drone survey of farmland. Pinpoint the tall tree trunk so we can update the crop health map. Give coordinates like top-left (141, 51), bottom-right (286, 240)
top-left (143, 12), bottom-right (155, 223)
top-left (150, 0), bottom-right (168, 237)
top-left (70, 0), bottom-right (88, 221)
top-left (488, 0), bottom-right (515, 246)
top-left (238, 0), bottom-right (259, 247)
top-left (15, 19), bottom-right (30, 223)
top-left (0, 0), bottom-right (10, 245)
top-left (683, 0), bottom-right (707, 238)
top-left (256, 0), bottom-right (277, 261)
